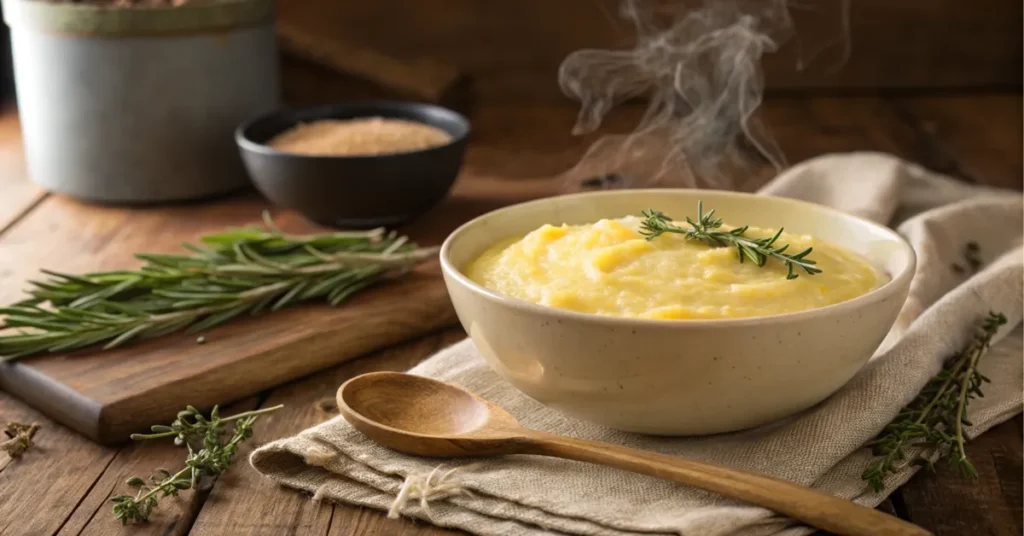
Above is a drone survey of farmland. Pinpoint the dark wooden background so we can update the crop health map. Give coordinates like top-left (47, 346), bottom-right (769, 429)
top-left (0, 1), bottom-right (1020, 535)
top-left (278, 0), bottom-right (1022, 105)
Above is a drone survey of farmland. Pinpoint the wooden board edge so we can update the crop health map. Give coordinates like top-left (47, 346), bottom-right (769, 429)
top-left (95, 306), bottom-right (460, 445)
top-left (0, 361), bottom-right (104, 440)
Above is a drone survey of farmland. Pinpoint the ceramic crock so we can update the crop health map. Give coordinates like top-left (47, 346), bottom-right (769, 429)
top-left (2, 0), bottom-right (280, 203)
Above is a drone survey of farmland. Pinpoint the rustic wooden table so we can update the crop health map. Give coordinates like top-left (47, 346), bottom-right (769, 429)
top-left (0, 95), bottom-right (1021, 536)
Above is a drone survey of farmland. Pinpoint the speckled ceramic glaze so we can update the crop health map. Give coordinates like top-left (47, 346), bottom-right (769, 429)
top-left (440, 189), bottom-right (916, 436)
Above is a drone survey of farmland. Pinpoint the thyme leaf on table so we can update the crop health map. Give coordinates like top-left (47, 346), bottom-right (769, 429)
top-left (638, 202), bottom-right (822, 280)
top-left (0, 212), bottom-right (437, 362)
top-left (861, 311), bottom-right (1008, 492)
top-left (112, 404), bottom-right (283, 525)
top-left (0, 421), bottom-right (41, 462)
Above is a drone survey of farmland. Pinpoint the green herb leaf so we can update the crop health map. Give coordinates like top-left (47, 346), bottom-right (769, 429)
top-left (861, 312), bottom-right (1008, 492)
top-left (639, 202), bottom-right (822, 280)
top-left (113, 404), bottom-right (282, 524)
top-left (0, 215), bottom-right (436, 361)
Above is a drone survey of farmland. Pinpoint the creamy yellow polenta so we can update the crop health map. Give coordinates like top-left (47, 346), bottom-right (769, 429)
top-left (465, 216), bottom-right (881, 320)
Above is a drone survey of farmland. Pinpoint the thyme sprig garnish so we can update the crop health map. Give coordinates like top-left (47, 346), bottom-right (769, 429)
top-left (862, 312), bottom-right (1008, 492)
top-left (639, 202), bottom-right (822, 280)
top-left (0, 212), bottom-right (436, 362)
top-left (112, 404), bottom-right (282, 524)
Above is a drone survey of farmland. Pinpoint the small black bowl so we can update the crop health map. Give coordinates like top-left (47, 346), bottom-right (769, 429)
top-left (235, 101), bottom-right (470, 228)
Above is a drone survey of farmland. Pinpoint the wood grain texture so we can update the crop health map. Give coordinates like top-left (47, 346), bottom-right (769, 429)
top-left (0, 98), bottom-right (937, 447)
top-left (0, 269), bottom-right (454, 445)
top-left (189, 329), bottom-right (467, 536)
top-left (328, 506), bottom-right (463, 536)
top-left (279, 55), bottom-right (473, 116)
top-left (0, 95), bottom-right (1020, 536)
top-left (895, 95), bottom-right (1023, 190)
top-left (0, 117), bottom-right (111, 533)
top-left (55, 397), bottom-right (261, 536)
top-left (0, 392), bottom-right (113, 535)
top-left (898, 416), bottom-right (1024, 536)
top-left (866, 93), bottom-right (1022, 535)
top-left (277, 19), bottom-right (466, 104)
top-left (770, 98), bottom-right (920, 162)
top-left (0, 110), bottom-right (44, 234)
top-left (0, 196), bottom-right (457, 444)
top-left (278, 0), bottom-right (1022, 103)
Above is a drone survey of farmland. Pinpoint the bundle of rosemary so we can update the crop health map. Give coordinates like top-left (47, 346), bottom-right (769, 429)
top-left (0, 213), bottom-right (436, 362)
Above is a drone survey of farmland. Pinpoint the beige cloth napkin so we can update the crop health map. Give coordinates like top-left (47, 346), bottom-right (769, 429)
top-left (251, 152), bottom-right (1024, 536)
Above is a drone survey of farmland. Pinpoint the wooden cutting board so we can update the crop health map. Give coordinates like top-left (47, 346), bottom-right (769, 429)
top-left (0, 189), bottom-right (482, 446)
top-left (0, 263), bottom-right (456, 445)
top-left (0, 112), bottom-right (561, 446)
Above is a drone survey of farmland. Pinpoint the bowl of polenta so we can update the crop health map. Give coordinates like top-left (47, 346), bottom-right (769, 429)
top-left (439, 189), bottom-right (916, 436)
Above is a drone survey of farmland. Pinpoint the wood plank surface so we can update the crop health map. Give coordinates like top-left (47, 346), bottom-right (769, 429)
top-left (0, 197), bottom-right (458, 445)
top-left (278, 0), bottom-right (1022, 103)
top-left (0, 392), bottom-right (114, 535)
top-left (0, 110), bottom-right (44, 234)
top-left (59, 399), bottom-right (262, 536)
top-left (188, 329), bottom-right (469, 536)
top-left (191, 96), bottom-right (1020, 536)
top-left (277, 19), bottom-right (466, 105)
top-left (883, 93), bottom-right (1024, 533)
top-left (898, 415), bottom-right (1024, 536)
top-left (895, 95), bottom-right (1023, 190)
top-left (0, 95), bottom-right (1020, 536)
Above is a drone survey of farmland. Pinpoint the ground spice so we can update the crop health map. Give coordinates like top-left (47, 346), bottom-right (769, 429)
top-left (267, 117), bottom-right (452, 157)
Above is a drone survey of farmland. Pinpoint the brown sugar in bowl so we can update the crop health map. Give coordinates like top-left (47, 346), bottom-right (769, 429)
top-left (236, 101), bottom-right (470, 228)
top-left (266, 117), bottom-right (453, 157)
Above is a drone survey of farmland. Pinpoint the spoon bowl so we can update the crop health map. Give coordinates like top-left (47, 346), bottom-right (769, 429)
top-left (337, 371), bottom-right (522, 457)
top-left (337, 371), bottom-right (929, 536)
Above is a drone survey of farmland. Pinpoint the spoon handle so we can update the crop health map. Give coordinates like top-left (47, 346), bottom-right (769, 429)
top-left (519, 431), bottom-right (929, 536)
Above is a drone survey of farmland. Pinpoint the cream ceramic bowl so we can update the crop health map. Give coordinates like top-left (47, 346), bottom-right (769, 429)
top-left (440, 189), bottom-right (915, 436)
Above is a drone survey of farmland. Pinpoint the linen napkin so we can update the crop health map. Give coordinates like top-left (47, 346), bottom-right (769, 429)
top-left (251, 152), bottom-right (1024, 536)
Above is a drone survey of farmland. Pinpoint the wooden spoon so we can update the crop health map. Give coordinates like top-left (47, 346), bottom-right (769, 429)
top-left (337, 371), bottom-right (930, 536)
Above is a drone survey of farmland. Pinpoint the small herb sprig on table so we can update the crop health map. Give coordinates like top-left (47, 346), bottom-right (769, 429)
top-left (0, 212), bottom-right (436, 362)
top-left (862, 312), bottom-right (1008, 492)
top-left (112, 404), bottom-right (282, 524)
top-left (0, 421), bottom-right (40, 463)
top-left (639, 202), bottom-right (822, 280)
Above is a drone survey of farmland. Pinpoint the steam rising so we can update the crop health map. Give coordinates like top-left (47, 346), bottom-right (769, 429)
top-left (559, 0), bottom-right (848, 191)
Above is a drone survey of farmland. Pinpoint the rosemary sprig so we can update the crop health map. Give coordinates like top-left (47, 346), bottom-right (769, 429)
top-left (112, 404), bottom-right (282, 524)
top-left (639, 202), bottom-right (822, 280)
top-left (862, 311), bottom-right (1008, 492)
top-left (0, 212), bottom-right (436, 361)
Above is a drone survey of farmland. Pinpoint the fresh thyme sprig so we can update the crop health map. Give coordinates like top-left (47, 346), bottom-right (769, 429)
top-left (0, 212), bottom-right (436, 361)
top-left (862, 311), bottom-right (1008, 492)
top-left (112, 404), bottom-right (282, 524)
top-left (639, 202), bottom-right (822, 280)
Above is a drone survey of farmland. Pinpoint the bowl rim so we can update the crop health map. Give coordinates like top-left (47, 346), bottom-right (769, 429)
top-left (234, 100), bottom-right (471, 161)
top-left (439, 188), bottom-right (917, 328)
